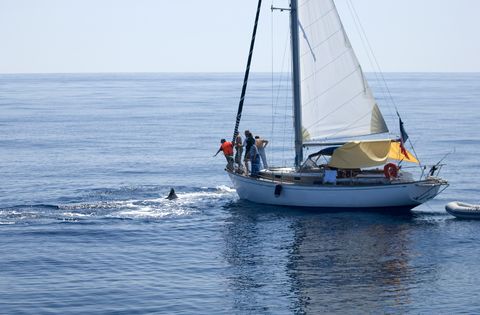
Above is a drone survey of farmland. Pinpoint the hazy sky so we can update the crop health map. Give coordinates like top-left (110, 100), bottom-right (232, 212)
top-left (1, 0), bottom-right (479, 73)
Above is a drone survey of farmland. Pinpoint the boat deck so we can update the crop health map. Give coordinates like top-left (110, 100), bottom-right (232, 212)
top-left (230, 167), bottom-right (415, 186)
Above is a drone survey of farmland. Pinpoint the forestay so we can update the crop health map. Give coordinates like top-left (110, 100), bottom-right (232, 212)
top-left (297, 0), bottom-right (388, 142)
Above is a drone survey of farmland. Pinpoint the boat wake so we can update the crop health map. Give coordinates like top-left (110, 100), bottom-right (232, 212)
top-left (0, 185), bottom-right (237, 225)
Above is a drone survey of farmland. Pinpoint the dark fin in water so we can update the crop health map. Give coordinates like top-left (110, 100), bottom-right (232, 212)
top-left (166, 188), bottom-right (178, 200)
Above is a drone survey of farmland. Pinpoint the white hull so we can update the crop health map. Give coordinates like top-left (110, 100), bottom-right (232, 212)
top-left (228, 171), bottom-right (445, 211)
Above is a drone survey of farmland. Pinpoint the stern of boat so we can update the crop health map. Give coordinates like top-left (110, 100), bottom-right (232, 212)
top-left (409, 176), bottom-right (449, 204)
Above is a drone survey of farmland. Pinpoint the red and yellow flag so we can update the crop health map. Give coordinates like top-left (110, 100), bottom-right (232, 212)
top-left (388, 141), bottom-right (419, 164)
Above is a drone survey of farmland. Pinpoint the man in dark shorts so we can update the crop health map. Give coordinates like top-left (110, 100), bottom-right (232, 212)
top-left (249, 141), bottom-right (261, 177)
top-left (243, 130), bottom-right (255, 175)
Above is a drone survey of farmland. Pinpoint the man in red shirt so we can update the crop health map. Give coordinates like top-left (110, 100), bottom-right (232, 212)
top-left (214, 139), bottom-right (234, 171)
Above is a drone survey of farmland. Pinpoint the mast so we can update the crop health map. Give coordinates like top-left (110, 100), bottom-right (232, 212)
top-left (232, 0), bottom-right (263, 143)
top-left (290, 0), bottom-right (303, 167)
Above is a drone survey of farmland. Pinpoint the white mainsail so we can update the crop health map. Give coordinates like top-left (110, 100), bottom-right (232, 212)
top-left (297, 0), bottom-right (388, 142)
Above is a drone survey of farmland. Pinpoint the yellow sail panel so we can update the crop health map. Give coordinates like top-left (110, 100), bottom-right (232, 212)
top-left (328, 140), bottom-right (392, 169)
top-left (388, 142), bottom-right (419, 164)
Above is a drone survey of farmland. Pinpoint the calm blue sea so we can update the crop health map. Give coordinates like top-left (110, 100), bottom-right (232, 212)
top-left (0, 73), bottom-right (479, 314)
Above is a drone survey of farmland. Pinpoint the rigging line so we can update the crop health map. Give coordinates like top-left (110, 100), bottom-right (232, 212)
top-left (344, 0), bottom-right (396, 130)
top-left (346, 0), bottom-right (399, 115)
top-left (407, 137), bottom-right (423, 167)
top-left (344, 1), bottom-right (384, 92)
top-left (272, 21), bottom-right (291, 166)
top-left (301, 48), bottom-right (350, 82)
top-left (403, 119), bottom-right (423, 170)
top-left (271, 0), bottom-right (274, 166)
top-left (303, 90), bottom-right (364, 130)
top-left (274, 27), bottom-right (290, 113)
top-left (282, 71), bottom-right (291, 167)
top-left (232, 0), bottom-right (263, 143)
top-left (289, 77), bottom-right (295, 167)
top-left (302, 66), bottom-right (361, 107)
top-left (347, 0), bottom-right (422, 167)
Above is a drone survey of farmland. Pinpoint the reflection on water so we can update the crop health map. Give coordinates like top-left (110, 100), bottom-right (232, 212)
top-left (222, 203), bottom-right (423, 313)
top-left (287, 215), bottom-right (415, 313)
top-left (222, 202), bottom-right (295, 313)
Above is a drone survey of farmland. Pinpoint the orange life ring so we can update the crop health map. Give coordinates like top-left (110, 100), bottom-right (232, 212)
top-left (383, 163), bottom-right (398, 179)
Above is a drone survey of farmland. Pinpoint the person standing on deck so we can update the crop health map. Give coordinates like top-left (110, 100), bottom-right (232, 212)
top-left (234, 133), bottom-right (244, 173)
top-left (254, 135), bottom-right (269, 169)
top-left (249, 141), bottom-right (261, 177)
top-left (214, 139), bottom-right (234, 171)
top-left (243, 130), bottom-right (255, 175)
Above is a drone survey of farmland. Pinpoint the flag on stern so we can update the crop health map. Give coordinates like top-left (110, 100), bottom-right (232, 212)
top-left (399, 117), bottom-right (410, 159)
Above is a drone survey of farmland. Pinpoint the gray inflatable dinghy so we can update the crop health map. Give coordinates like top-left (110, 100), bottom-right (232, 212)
top-left (445, 202), bottom-right (480, 219)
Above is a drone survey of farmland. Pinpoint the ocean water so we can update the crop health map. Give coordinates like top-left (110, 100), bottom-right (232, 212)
top-left (0, 73), bottom-right (479, 314)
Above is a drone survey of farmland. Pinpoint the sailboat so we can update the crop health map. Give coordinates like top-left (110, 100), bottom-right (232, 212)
top-left (227, 0), bottom-right (448, 211)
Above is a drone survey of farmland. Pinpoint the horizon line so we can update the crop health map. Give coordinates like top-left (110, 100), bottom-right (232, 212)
top-left (1, 71), bottom-right (480, 75)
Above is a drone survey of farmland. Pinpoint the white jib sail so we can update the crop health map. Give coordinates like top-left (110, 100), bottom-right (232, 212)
top-left (297, 0), bottom-right (388, 142)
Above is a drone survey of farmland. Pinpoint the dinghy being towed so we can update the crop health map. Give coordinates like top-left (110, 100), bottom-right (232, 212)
top-left (225, 0), bottom-right (448, 211)
top-left (446, 202), bottom-right (480, 219)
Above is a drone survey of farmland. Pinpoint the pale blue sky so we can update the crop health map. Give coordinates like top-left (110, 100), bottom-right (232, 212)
top-left (1, 0), bottom-right (479, 73)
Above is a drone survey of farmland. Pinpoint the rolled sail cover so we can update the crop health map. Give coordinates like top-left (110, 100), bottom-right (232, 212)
top-left (328, 140), bottom-right (419, 169)
top-left (328, 140), bottom-right (392, 169)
